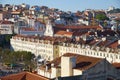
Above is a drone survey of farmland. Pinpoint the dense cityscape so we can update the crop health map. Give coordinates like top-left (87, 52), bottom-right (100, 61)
top-left (0, 2), bottom-right (120, 80)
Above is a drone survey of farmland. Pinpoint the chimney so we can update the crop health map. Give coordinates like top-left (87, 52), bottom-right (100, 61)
top-left (75, 36), bottom-right (80, 41)
top-left (95, 32), bottom-right (98, 37)
top-left (66, 29), bottom-right (70, 32)
top-left (45, 65), bottom-right (48, 71)
top-left (61, 56), bottom-right (76, 77)
top-left (102, 37), bottom-right (106, 41)
top-left (118, 40), bottom-right (120, 44)
top-left (51, 63), bottom-right (54, 67)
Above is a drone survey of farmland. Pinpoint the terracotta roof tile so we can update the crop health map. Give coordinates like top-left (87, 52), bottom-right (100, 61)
top-left (112, 63), bottom-right (120, 69)
top-left (13, 34), bottom-right (72, 45)
top-left (21, 27), bottom-right (36, 31)
top-left (73, 31), bottom-right (88, 36)
top-left (114, 18), bottom-right (120, 21)
top-left (55, 25), bottom-right (102, 30)
top-left (88, 39), bottom-right (99, 45)
top-left (0, 72), bottom-right (49, 80)
top-left (97, 40), bottom-right (111, 47)
top-left (48, 53), bottom-right (103, 70)
top-left (55, 30), bottom-right (73, 36)
top-left (11, 11), bottom-right (21, 14)
top-left (0, 20), bottom-right (14, 24)
top-left (109, 40), bottom-right (119, 49)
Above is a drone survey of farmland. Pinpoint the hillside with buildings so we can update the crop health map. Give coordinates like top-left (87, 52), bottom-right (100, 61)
top-left (0, 3), bottom-right (120, 80)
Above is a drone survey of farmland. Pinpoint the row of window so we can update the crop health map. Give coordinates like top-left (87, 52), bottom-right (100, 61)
top-left (11, 40), bottom-right (120, 61)
top-left (60, 47), bottom-right (120, 60)
top-left (37, 49), bottom-right (52, 54)
top-left (38, 44), bottom-right (52, 48)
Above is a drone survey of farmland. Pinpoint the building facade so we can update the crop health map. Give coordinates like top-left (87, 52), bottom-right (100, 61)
top-left (10, 20), bottom-right (120, 63)
top-left (10, 34), bottom-right (120, 63)
top-left (0, 20), bottom-right (14, 34)
top-left (37, 53), bottom-right (119, 80)
top-left (10, 35), bottom-right (54, 61)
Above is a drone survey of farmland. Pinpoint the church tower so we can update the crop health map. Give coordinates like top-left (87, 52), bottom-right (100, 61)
top-left (44, 20), bottom-right (54, 37)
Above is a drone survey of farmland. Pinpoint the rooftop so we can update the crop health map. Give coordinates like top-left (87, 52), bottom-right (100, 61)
top-left (0, 71), bottom-right (49, 80)
top-left (112, 63), bottom-right (120, 69)
top-left (12, 34), bottom-right (72, 44)
top-left (46, 53), bottom-right (103, 71)
top-left (0, 20), bottom-right (14, 24)
top-left (55, 25), bottom-right (102, 30)
top-left (55, 30), bottom-right (73, 36)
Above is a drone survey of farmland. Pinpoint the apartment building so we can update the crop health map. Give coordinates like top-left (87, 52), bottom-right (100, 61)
top-left (59, 39), bottom-right (120, 63)
top-left (10, 34), bottom-right (120, 63)
top-left (10, 34), bottom-right (71, 61)
top-left (37, 53), bottom-right (118, 80)
top-left (0, 20), bottom-right (14, 34)
top-left (10, 20), bottom-right (120, 62)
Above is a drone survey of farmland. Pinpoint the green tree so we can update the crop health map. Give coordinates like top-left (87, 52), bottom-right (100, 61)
top-left (5, 34), bottom-right (12, 43)
top-left (96, 14), bottom-right (109, 21)
top-left (0, 49), bottom-right (36, 70)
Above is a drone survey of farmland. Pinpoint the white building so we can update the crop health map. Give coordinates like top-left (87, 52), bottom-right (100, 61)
top-left (55, 18), bottom-right (66, 24)
top-left (10, 33), bottom-right (120, 63)
top-left (78, 18), bottom-right (89, 26)
top-left (0, 20), bottom-right (14, 34)
top-left (19, 27), bottom-right (45, 36)
top-left (59, 40), bottom-right (120, 63)
top-left (10, 35), bottom-right (54, 61)
top-left (14, 20), bottom-right (27, 34)
top-left (10, 19), bottom-right (120, 63)
top-left (37, 53), bottom-right (119, 80)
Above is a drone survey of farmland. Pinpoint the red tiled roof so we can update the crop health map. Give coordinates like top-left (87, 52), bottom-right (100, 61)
top-left (108, 40), bottom-right (119, 49)
top-left (55, 24), bottom-right (65, 27)
top-left (97, 40), bottom-right (111, 47)
top-left (0, 72), bottom-right (49, 80)
top-left (114, 18), bottom-right (120, 21)
top-left (88, 39), bottom-right (99, 45)
top-left (55, 25), bottom-right (102, 30)
top-left (48, 53), bottom-right (103, 70)
top-left (13, 34), bottom-right (72, 44)
top-left (0, 20), bottom-right (14, 24)
top-left (11, 11), bottom-right (21, 14)
top-left (21, 27), bottom-right (36, 31)
top-left (55, 30), bottom-right (73, 36)
top-left (73, 31), bottom-right (88, 36)
top-left (112, 63), bottom-right (120, 69)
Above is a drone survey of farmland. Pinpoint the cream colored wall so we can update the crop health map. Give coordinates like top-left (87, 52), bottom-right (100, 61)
top-left (0, 14), bottom-right (3, 20)
top-left (51, 67), bottom-right (57, 78)
top-left (73, 69), bottom-right (82, 76)
top-left (59, 43), bottom-right (120, 63)
top-left (38, 67), bottom-right (61, 79)
top-left (10, 37), bottom-right (54, 61)
top-left (37, 69), bottom-right (51, 78)
top-left (11, 36), bottom-right (120, 62)
top-left (61, 57), bottom-right (73, 77)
